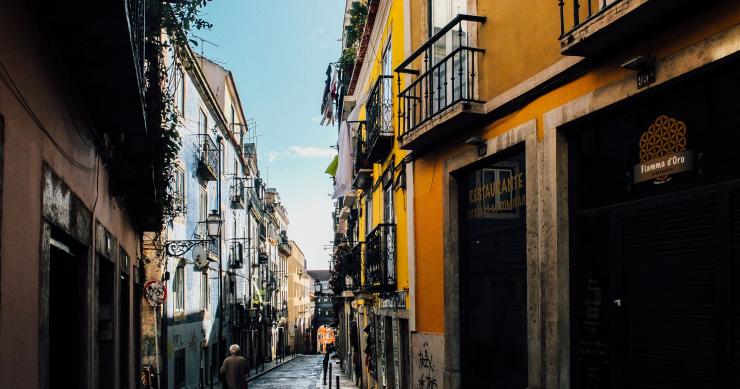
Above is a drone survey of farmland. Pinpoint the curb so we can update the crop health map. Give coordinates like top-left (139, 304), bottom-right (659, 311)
top-left (247, 355), bottom-right (303, 382)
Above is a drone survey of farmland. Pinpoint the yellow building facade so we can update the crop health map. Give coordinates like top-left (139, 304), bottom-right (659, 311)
top-left (331, 0), bottom-right (412, 388)
top-left (398, 0), bottom-right (740, 388)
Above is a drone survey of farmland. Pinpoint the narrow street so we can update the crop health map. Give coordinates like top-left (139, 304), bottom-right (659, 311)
top-left (248, 355), bottom-right (321, 389)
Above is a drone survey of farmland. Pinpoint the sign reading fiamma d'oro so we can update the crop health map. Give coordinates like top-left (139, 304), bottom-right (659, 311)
top-left (467, 159), bottom-right (525, 219)
top-left (634, 114), bottom-right (694, 184)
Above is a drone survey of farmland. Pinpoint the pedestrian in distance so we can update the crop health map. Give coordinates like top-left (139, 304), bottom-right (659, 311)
top-left (220, 344), bottom-right (249, 389)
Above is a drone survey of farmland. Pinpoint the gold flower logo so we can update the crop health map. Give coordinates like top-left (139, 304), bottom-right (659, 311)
top-left (639, 115), bottom-right (687, 182)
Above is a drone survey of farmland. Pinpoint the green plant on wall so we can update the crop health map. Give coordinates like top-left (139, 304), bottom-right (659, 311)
top-left (339, 1), bottom-right (368, 72)
top-left (145, 0), bottom-right (213, 225)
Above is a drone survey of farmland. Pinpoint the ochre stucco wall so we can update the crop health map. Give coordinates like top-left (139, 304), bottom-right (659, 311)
top-left (409, 0), bottom-right (740, 338)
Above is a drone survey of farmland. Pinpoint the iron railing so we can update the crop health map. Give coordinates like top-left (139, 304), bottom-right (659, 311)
top-left (196, 134), bottom-right (219, 181)
top-left (559, 0), bottom-right (622, 37)
top-left (230, 180), bottom-right (246, 209)
top-left (126, 0), bottom-right (146, 95)
top-left (364, 223), bottom-right (396, 291)
top-left (396, 14), bottom-right (486, 138)
top-left (352, 121), bottom-right (371, 176)
top-left (207, 238), bottom-right (220, 257)
top-left (347, 243), bottom-right (363, 291)
top-left (366, 75), bottom-right (394, 162)
top-left (229, 242), bottom-right (244, 269)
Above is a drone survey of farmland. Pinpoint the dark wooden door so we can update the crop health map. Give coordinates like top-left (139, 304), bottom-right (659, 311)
top-left (462, 225), bottom-right (528, 388)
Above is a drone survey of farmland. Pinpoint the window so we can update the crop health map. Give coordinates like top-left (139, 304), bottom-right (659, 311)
top-left (430, 0), bottom-right (468, 110)
top-left (176, 68), bottom-right (186, 117)
top-left (199, 186), bottom-right (208, 237)
top-left (365, 193), bottom-right (373, 236)
top-left (384, 179), bottom-right (394, 223)
top-left (381, 39), bottom-right (393, 130)
top-left (200, 271), bottom-right (209, 310)
top-left (199, 109), bottom-right (208, 134)
top-left (174, 266), bottom-right (185, 312)
top-left (173, 165), bottom-right (186, 212)
top-left (230, 105), bottom-right (237, 133)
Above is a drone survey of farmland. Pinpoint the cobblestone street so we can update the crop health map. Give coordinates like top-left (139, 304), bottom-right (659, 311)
top-left (249, 355), bottom-right (323, 389)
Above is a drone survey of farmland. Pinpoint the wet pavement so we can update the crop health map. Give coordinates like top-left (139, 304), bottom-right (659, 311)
top-left (248, 354), bottom-right (323, 389)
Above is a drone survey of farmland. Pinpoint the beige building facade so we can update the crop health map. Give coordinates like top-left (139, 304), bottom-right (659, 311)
top-left (287, 240), bottom-right (312, 353)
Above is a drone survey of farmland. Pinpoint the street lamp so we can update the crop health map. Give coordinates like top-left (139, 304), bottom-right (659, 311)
top-left (206, 209), bottom-right (222, 238)
top-left (282, 300), bottom-right (288, 316)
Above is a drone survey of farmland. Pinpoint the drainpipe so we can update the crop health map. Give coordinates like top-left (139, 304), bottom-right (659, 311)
top-left (217, 135), bottom-right (224, 384)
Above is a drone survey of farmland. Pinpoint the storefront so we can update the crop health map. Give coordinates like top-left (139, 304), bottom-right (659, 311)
top-left (568, 59), bottom-right (740, 388)
top-left (458, 149), bottom-right (528, 388)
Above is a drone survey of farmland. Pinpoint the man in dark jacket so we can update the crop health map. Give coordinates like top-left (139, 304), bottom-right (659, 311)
top-left (220, 344), bottom-right (249, 389)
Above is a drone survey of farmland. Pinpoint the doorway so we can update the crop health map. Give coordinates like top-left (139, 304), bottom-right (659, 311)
top-left (98, 256), bottom-right (115, 389)
top-left (49, 231), bottom-right (87, 389)
top-left (459, 149), bottom-right (528, 388)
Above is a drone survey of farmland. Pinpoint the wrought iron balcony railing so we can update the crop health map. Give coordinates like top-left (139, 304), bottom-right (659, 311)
top-left (230, 181), bottom-right (246, 209)
top-left (229, 242), bottom-right (244, 269)
top-left (346, 243), bottom-right (363, 291)
top-left (365, 75), bottom-right (395, 163)
top-left (396, 14), bottom-right (486, 139)
top-left (364, 223), bottom-right (396, 292)
top-left (126, 0), bottom-right (146, 96)
top-left (352, 121), bottom-right (371, 176)
top-left (206, 238), bottom-right (220, 258)
top-left (196, 134), bottom-right (219, 181)
top-left (559, 0), bottom-right (621, 38)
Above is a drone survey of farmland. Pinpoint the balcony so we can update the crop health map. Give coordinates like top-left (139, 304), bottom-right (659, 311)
top-left (364, 223), bottom-right (396, 292)
top-left (196, 135), bottom-right (219, 181)
top-left (559, 0), bottom-right (699, 56)
top-left (258, 245), bottom-right (269, 264)
top-left (396, 14), bottom-right (486, 151)
top-left (278, 234), bottom-right (292, 257)
top-left (365, 75), bottom-right (395, 163)
top-left (229, 243), bottom-right (244, 269)
top-left (345, 243), bottom-right (363, 292)
top-left (206, 238), bottom-right (220, 258)
top-left (230, 181), bottom-right (246, 209)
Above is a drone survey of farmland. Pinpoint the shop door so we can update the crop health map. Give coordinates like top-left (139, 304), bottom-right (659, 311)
top-left (460, 150), bottom-right (527, 388)
top-left (616, 191), bottom-right (723, 388)
top-left (572, 184), bottom-right (740, 388)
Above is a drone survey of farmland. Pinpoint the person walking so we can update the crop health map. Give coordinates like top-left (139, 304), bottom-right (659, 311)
top-left (220, 344), bottom-right (249, 389)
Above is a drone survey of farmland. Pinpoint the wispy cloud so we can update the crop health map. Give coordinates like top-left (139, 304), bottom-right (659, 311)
top-left (268, 145), bottom-right (337, 162)
top-left (305, 28), bottom-right (331, 50)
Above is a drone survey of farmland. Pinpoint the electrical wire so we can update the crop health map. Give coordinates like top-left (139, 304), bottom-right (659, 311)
top-left (0, 60), bottom-right (94, 171)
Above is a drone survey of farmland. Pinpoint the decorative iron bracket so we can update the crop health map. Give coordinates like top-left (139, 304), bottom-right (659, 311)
top-left (164, 239), bottom-right (213, 257)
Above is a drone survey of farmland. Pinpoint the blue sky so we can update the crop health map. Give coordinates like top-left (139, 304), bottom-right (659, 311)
top-left (197, 0), bottom-right (343, 270)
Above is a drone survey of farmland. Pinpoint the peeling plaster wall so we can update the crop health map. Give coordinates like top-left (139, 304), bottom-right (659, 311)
top-left (0, 2), bottom-right (142, 388)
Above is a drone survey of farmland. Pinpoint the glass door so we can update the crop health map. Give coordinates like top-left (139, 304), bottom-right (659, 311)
top-left (430, 0), bottom-right (468, 113)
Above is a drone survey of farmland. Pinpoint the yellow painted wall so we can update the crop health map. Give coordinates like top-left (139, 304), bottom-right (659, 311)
top-left (409, 0), bottom-right (740, 337)
top-left (355, 0), bottom-right (410, 300)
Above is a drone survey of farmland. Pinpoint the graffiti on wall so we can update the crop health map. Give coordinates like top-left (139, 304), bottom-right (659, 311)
top-left (417, 342), bottom-right (437, 389)
top-left (411, 333), bottom-right (443, 389)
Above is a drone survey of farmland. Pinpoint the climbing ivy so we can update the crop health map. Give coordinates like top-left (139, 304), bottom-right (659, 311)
top-left (145, 0), bottom-right (212, 226)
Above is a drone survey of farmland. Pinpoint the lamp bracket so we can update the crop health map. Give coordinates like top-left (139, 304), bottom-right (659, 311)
top-left (165, 239), bottom-right (213, 257)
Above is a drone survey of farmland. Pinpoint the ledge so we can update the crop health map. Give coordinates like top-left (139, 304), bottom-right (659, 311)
top-left (399, 101), bottom-right (485, 151)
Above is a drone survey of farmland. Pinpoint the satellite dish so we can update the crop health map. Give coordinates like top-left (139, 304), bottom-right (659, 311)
top-left (192, 245), bottom-right (209, 270)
